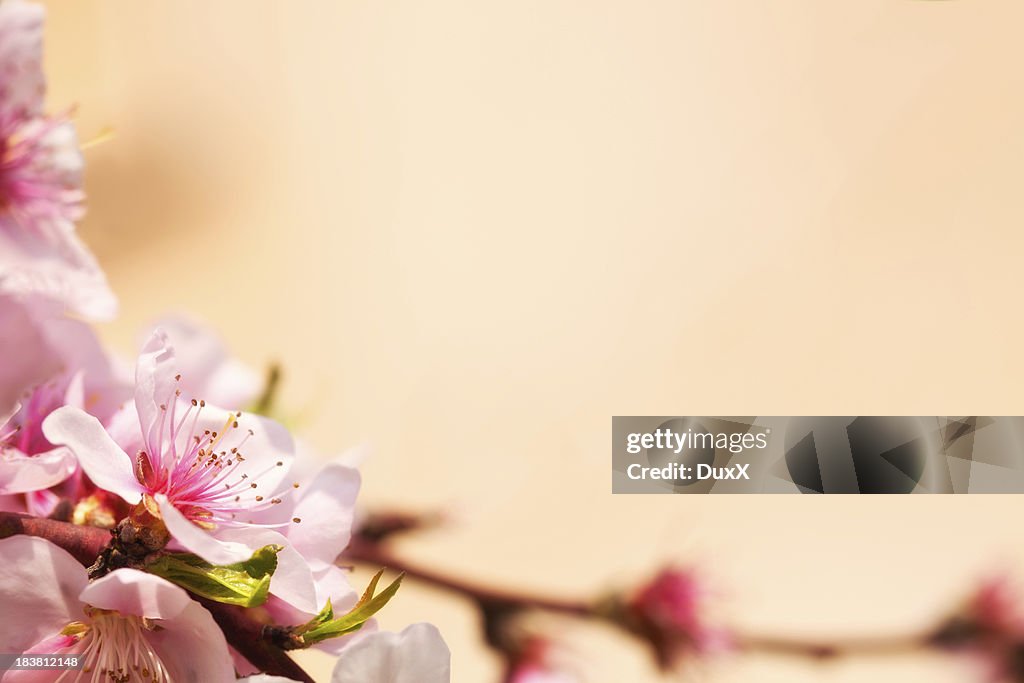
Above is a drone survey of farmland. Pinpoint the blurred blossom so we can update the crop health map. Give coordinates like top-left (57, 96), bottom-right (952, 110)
top-left (506, 638), bottom-right (579, 683)
top-left (971, 577), bottom-right (1024, 638)
top-left (933, 576), bottom-right (1024, 682)
top-left (616, 566), bottom-right (731, 671)
top-left (0, 0), bottom-right (115, 319)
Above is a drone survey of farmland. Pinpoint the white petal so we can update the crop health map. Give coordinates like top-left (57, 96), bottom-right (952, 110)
top-left (42, 405), bottom-right (143, 504)
top-left (331, 623), bottom-right (451, 683)
top-left (0, 218), bottom-right (117, 321)
top-left (79, 568), bottom-right (192, 620)
top-left (134, 330), bottom-right (178, 456)
top-left (148, 600), bottom-right (235, 683)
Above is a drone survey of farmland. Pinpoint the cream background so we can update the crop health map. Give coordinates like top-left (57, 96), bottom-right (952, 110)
top-left (40, 1), bottom-right (1024, 680)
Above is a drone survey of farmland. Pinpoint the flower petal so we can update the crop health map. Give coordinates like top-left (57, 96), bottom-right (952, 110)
top-left (148, 600), bottom-right (235, 683)
top-left (79, 568), bottom-right (192, 620)
top-left (42, 405), bottom-right (143, 504)
top-left (0, 536), bottom-right (86, 654)
top-left (288, 464), bottom-right (360, 571)
top-left (0, 216), bottom-right (117, 321)
top-left (155, 493), bottom-right (254, 565)
top-left (0, 445), bottom-right (75, 494)
top-left (134, 330), bottom-right (178, 459)
top-left (330, 623), bottom-right (451, 683)
top-left (237, 677), bottom-right (299, 683)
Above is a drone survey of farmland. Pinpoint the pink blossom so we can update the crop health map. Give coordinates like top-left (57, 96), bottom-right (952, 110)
top-left (43, 331), bottom-right (322, 611)
top-left (935, 577), bottom-right (1024, 682)
top-left (970, 577), bottom-right (1024, 638)
top-left (0, 0), bottom-right (115, 320)
top-left (506, 638), bottom-right (579, 683)
top-left (0, 534), bottom-right (234, 682)
top-left (625, 566), bottom-right (730, 670)
top-left (0, 295), bottom-right (127, 501)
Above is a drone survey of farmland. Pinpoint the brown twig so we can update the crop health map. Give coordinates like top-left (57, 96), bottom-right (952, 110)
top-left (734, 632), bottom-right (931, 659)
top-left (0, 511), bottom-right (110, 565)
top-left (344, 539), bottom-right (591, 617)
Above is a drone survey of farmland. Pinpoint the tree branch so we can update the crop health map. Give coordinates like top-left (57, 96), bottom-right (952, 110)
top-left (344, 537), bottom-right (936, 663)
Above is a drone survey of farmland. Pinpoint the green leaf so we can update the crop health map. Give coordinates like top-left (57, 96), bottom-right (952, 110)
top-left (300, 569), bottom-right (404, 645)
top-left (146, 544), bottom-right (282, 607)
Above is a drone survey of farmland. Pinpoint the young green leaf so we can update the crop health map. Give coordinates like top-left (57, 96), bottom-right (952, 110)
top-left (299, 569), bottom-right (404, 645)
top-left (146, 544), bottom-right (282, 607)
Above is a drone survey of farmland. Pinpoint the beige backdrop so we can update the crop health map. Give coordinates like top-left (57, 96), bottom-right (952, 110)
top-left (41, 1), bottom-right (1024, 681)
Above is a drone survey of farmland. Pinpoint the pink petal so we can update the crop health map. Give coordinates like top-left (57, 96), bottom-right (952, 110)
top-left (288, 464), bottom-right (360, 571)
top-left (155, 493), bottom-right (254, 565)
top-left (147, 601), bottom-right (235, 683)
top-left (0, 297), bottom-right (63, 414)
top-left (237, 677), bottom-right (300, 683)
top-left (134, 331), bottom-right (178, 455)
top-left (0, 536), bottom-right (86, 655)
top-left (79, 568), bottom-right (192, 620)
top-left (330, 623), bottom-right (451, 683)
top-left (42, 405), bottom-right (143, 504)
top-left (0, 445), bottom-right (75, 494)
top-left (146, 315), bottom-right (261, 408)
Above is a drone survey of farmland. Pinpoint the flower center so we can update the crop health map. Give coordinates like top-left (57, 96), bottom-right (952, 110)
top-left (0, 113), bottom-right (83, 226)
top-left (140, 376), bottom-right (295, 528)
top-left (59, 612), bottom-right (168, 683)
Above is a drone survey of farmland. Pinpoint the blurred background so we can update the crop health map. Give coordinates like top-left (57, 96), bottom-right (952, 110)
top-left (40, 1), bottom-right (1024, 680)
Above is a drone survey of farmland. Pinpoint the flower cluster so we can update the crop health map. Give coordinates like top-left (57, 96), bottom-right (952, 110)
top-left (0, 2), bottom-right (449, 681)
